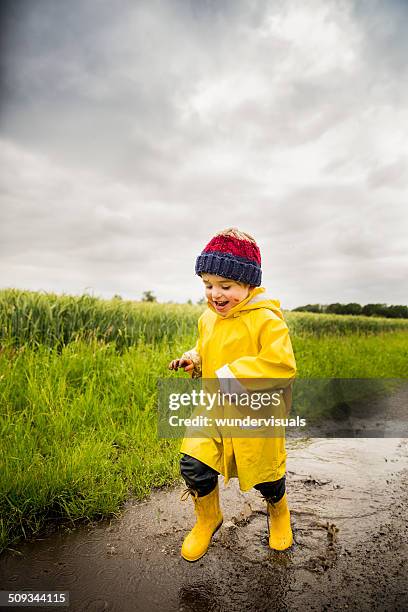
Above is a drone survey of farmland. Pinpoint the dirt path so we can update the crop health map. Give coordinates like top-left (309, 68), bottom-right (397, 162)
top-left (1, 436), bottom-right (408, 611)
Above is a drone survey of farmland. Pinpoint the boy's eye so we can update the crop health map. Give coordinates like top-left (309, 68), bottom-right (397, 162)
top-left (222, 286), bottom-right (231, 290)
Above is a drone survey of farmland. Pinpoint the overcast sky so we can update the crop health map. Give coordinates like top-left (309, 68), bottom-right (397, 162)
top-left (1, 0), bottom-right (407, 308)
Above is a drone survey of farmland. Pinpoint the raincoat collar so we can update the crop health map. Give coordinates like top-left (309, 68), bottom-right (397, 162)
top-left (207, 286), bottom-right (281, 319)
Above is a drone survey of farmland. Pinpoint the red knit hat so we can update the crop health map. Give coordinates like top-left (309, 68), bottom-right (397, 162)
top-left (195, 228), bottom-right (262, 286)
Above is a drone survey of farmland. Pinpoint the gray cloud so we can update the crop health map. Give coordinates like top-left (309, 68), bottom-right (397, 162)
top-left (0, 0), bottom-right (407, 307)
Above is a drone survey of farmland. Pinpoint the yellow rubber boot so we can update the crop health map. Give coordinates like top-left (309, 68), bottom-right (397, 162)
top-left (267, 492), bottom-right (293, 551)
top-left (181, 484), bottom-right (223, 562)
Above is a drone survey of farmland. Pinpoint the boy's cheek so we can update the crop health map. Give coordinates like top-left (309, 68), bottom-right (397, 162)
top-left (232, 294), bottom-right (244, 304)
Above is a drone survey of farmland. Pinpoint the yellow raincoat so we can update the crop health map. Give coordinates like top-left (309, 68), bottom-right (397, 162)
top-left (180, 286), bottom-right (297, 491)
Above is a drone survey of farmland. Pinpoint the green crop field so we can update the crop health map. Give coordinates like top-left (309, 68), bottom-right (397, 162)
top-left (1, 289), bottom-right (407, 552)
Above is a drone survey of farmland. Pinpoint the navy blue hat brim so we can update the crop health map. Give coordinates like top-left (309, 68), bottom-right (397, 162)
top-left (195, 252), bottom-right (262, 286)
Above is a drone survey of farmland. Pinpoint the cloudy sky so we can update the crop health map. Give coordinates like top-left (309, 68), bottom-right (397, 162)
top-left (1, 0), bottom-right (407, 308)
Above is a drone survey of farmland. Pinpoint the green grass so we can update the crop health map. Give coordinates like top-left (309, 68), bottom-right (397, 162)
top-left (1, 290), bottom-right (407, 552)
top-left (287, 310), bottom-right (408, 336)
top-left (0, 289), bottom-right (203, 349)
top-left (292, 331), bottom-right (408, 377)
top-left (0, 338), bottom-right (191, 552)
top-left (1, 289), bottom-right (408, 352)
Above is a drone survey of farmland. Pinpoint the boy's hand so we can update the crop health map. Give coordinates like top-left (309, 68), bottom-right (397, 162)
top-left (168, 358), bottom-right (194, 374)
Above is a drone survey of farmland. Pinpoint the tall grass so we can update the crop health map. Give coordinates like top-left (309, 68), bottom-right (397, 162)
top-left (0, 289), bottom-right (203, 349)
top-left (0, 338), bottom-right (189, 552)
top-left (1, 289), bottom-right (408, 351)
top-left (292, 332), bottom-right (408, 377)
top-left (0, 289), bottom-right (407, 552)
top-left (287, 310), bottom-right (408, 336)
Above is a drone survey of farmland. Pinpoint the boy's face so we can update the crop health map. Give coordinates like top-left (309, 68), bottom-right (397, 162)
top-left (201, 273), bottom-right (252, 314)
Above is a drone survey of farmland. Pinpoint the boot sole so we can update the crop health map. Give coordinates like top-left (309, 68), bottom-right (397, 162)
top-left (181, 519), bottom-right (223, 562)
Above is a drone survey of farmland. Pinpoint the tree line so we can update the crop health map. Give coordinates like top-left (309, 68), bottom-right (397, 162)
top-left (292, 303), bottom-right (408, 319)
top-left (123, 292), bottom-right (408, 319)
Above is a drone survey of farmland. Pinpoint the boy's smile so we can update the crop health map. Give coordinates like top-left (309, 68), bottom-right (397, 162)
top-left (201, 273), bottom-right (251, 314)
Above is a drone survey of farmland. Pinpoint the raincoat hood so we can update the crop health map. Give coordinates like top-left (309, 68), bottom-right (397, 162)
top-left (207, 287), bottom-right (284, 321)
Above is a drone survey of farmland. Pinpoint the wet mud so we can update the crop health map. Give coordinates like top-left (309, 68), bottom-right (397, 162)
top-left (1, 437), bottom-right (408, 611)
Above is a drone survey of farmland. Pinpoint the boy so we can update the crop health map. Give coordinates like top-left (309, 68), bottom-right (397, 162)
top-left (169, 228), bottom-right (297, 561)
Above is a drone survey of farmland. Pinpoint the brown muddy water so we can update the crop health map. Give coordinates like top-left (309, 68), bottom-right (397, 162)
top-left (1, 437), bottom-right (408, 612)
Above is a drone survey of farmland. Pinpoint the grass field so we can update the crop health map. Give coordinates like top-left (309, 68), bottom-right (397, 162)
top-left (1, 289), bottom-right (407, 552)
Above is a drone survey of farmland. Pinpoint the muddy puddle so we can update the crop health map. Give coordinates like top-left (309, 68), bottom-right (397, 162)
top-left (1, 435), bottom-right (408, 611)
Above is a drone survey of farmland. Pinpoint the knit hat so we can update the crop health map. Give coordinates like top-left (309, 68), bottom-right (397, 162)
top-left (195, 228), bottom-right (262, 286)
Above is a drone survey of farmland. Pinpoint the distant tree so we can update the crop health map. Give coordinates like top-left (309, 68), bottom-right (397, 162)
top-left (197, 297), bottom-right (206, 305)
top-left (293, 304), bottom-right (322, 313)
top-left (387, 305), bottom-right (408, 319)
top-left (363, 303), bottom-right (408, 319)
top-left (344, 303), bottom-right (362, 315)
top-left (326, 303), bottom-right (344, 315)
top-left (292, 301), bottom-right (408, 319)
top-left (187, 299), bottom-right (193, 305)
top-left (362, 303), bottom-right (387, 317)
top-left (112, 294), bottom-right (123, 300)
top-left (142, 290), bottom-right (157, 303)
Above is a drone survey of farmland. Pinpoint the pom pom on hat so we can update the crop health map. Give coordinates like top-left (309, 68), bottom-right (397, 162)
top-left (195, 228), bottom-right (262, 286)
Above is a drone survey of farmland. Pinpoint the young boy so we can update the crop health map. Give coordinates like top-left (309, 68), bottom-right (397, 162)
top-left (169, 228), bottom-right (297, 561)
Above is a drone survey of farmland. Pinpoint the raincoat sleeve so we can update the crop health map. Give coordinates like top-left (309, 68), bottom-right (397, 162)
top-left (180, 314), bottom-right (203, 378)
top-left (216, 315), bottom-right (296, 391)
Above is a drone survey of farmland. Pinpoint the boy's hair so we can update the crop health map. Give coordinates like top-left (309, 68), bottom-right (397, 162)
top-left (215, 227), bottom-right (257, 244)
top-left (195, 227), bottom-right (262, 287)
